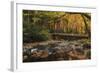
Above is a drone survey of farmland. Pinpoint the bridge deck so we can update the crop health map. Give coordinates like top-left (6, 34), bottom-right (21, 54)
top-left (51, 33), bottom-right (89, 40)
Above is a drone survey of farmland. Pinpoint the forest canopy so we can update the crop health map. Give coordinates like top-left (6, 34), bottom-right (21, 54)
top-left (23, 10), bottom-right (91, 42)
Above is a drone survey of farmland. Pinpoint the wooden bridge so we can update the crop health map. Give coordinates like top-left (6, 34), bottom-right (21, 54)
top-left (51, 33), bottom-right (89, 40)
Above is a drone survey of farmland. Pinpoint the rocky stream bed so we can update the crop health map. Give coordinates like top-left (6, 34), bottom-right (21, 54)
top-left (23, 39), bottom-right (91, 62)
